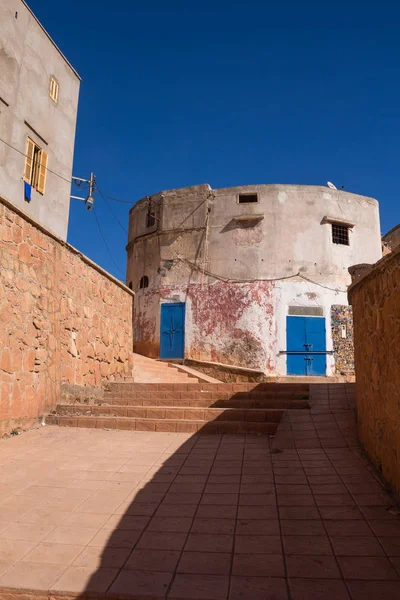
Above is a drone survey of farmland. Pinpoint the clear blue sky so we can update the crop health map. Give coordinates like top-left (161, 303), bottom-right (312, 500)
top-left (30, 0), bottom-right (399, 280)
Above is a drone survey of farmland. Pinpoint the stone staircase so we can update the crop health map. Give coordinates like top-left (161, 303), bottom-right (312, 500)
top-left (132, 353), bottom-right (202, 383)
top-left (47, 382), bottom-right (310, 434)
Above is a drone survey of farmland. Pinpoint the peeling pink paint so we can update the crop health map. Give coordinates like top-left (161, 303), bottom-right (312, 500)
top-left (187, 281), bottom-right (275, 369)
top-left (187, 281), bottom-right (274, 336)
top-left (143, 281), bottom-right (277, 371)
top-left (134, 310), bottom-right (155, 342)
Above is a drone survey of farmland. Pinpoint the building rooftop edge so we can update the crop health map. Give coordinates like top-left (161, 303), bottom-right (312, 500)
top-left (348, 245), bottom-right (400, 300)
top-left (22, 0), bottom-right (81, 81)
top-left (382, 223), bottom-right (400, 239)
top-left (0, 194), bottom-right (133, 296)
top-left (129, 183), bottom-right (378, 213)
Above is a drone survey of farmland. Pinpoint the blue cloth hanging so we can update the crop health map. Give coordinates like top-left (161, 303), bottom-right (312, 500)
top-left (24, 181), bottom-right (32, 202)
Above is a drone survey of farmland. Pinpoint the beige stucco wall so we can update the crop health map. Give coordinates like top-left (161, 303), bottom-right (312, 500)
top-left (0, 0), bottom-right (80, 240)
top-left (349, 249), bottom-right (400, 494)
top-left (127, 184), bottom-right (381, 290)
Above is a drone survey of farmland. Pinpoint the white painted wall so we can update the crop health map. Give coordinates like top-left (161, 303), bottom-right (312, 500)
top-left (274, 280), bottom-right (348, 376)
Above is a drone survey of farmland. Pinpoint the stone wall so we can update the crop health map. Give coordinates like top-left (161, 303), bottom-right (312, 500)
top-left (0, 197), bottom-right (134, 435)
top-left (382, 224), bottom-right (400, 254)
top-left (331, 305), bottom-right (354, 374)
top-left (348, 248), bottom-right (400, 494)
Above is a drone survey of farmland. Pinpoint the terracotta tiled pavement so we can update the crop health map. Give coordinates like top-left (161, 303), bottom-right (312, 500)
top-left (0, 384), bottom-right (399, 599)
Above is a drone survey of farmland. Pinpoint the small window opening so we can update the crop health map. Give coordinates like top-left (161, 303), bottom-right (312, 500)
top-left (128, 281), bottom-right (133, 290)
top-left (146, 212), bottom-right (155, 227)
top-left (332, 223), bottom-right (349, 246)
top-left (49, 77), bottom-right (59, 103)
top-left (238, 193), bottom-right (258, 204)
top-left (139, 276), bottom-right (149, 289)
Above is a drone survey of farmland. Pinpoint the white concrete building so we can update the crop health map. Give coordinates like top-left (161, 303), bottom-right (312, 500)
top-left (0, 0), bottom-right (80, 240)
top-left (127, 185), bottom-right (382, 377)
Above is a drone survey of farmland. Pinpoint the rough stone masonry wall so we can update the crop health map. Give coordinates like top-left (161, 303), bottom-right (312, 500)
top-left (331, 305), bottom-right (355, 374)
top-left (0, 198), bottom-right (134, 435)
top-left (348, 248), bottom-right (400, 494)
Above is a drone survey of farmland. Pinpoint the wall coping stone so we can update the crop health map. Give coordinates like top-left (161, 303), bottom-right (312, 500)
top-left (0, 195), bottom-right (134, 297)
top-left (348, 244), bottom-right (400, 302)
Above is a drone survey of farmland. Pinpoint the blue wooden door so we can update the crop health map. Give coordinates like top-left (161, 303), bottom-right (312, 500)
top-left (287, 316), bottom-right (326, 376)
top-left (160, 303), bottom-right (185, 359)
top-left (305, 317), bottom-right (326, 376)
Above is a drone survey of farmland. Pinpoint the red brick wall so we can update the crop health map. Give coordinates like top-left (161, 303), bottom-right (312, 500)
top-left (0, 198), bottom-right (134, 435)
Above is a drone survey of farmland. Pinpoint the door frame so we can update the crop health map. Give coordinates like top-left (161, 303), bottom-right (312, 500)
top-left (159, 302), bottom-right (186, 360)
top-left (285, 315), bottom-right (328, 376)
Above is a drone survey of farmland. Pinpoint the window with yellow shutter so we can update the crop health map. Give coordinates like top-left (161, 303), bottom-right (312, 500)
top-left (49, 77), bottom-right (59, 103)
top-left (23, 138), bottom-right (35, 184)
top-left (23, 137), bottom-right (48, 195)
top-left (36, 150), bottom-right (48, 194)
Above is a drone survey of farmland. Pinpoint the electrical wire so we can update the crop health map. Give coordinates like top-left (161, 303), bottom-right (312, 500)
top-left (97, 188), bottom-right (128, 234)
top-left (0, 137), bottom-right (73, 185)
top-left (298, 274), bottom-right (347, 293)
top-left (0, 137), bottom-right (134, 205)
top-left (92, 206), bottom-right (125, 278)
top-left (176, 257), bottom-right (347, 292)
top-left (94, 191), bottom-right (134, 204)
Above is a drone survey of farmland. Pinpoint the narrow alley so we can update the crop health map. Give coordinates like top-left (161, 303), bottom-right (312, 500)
top-left (0, 384), bottom-right (398, 600)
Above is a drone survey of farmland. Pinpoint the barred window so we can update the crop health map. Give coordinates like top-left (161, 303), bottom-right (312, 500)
top-left (332, 223), bottom-right (349, 245)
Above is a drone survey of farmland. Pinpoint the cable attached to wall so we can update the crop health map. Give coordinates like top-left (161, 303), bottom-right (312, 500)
top-left (0, 137), bottom-right (73, 185)
top-left (175, 256), bottom-right (347, 293)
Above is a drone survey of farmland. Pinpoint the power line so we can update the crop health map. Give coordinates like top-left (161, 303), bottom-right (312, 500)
top-left (0, 137), bottom-right (73, 185)
top-left (0, 137), bottom-right (135, 205)
top-left (177, 257), bottom-right (347, 292)
top-left (92, 206), bottom-right (125, 278)
top-left (94, 190), bottom-right (135, 205)
top-left (97, 188), bottom-right (128, 234)
top-left (95, 191), bottom-right (134, 204)
top-left (298, 274), bottom-right (347, 293)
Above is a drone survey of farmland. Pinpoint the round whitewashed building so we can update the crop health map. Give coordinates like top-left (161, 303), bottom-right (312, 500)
top-left (126, 184), bottom-right (381, 377)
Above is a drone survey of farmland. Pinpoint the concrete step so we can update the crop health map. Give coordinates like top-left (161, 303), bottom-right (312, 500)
top-left (52, 381), bottom-right (310, 435)
top-left (46, 415), bottom-right (278, 434)
top-left (132, 353), bottom-right (202, 384)
top-left (105, 382), bottom-right (310, 394)
top-left (132, 374), bottom-right (200, 384)
top-left (134, 366), bottom-right (192, 375)
top-left (132, 376), bottom-right (198, 383)
top-left (55, 404), bottom-right (284, 422)
top-left (99, 395), bottom-right (309, 409)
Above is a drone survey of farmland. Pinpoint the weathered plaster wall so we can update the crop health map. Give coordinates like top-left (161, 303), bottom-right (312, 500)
top-left (274, 282), bottom-right (348, 376)
top-left (0, 0), bottom-right (80, 240)
top-left (134, 289), bottom-right (159, 358)
top-left (349, 249), bottom-right (400, 494)
top-left (127, 184), bottom-right (382, 374)
top-left (157, 281), bottom-right (276, 371)
top-left (0, 198), bottom-right (134, 435)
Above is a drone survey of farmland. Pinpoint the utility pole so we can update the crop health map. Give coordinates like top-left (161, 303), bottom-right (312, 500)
top-left (71, 172), bottom-right (96, 210)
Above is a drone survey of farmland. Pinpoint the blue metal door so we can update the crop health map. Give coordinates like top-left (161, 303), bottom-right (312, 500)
top-left (287, 316), bottom-right (326, 376)
top-left (160, 303), bottom-right (185, 359)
